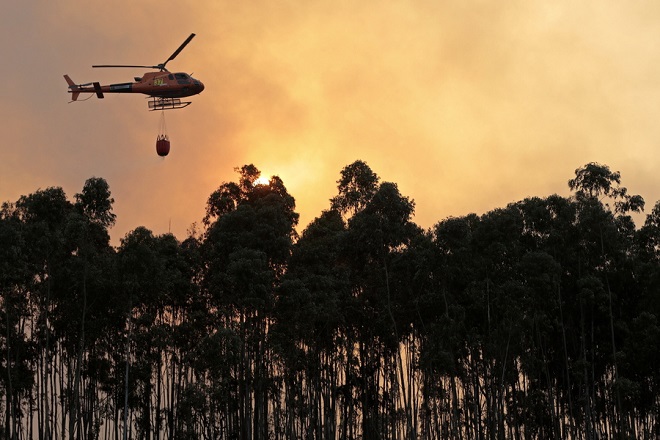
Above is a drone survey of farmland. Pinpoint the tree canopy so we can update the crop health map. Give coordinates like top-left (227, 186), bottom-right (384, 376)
top-left (0, 162), bottom-right (658, 439)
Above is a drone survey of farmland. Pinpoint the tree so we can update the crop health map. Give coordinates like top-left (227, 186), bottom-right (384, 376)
top-left (117, 227), bottom-right (177, 440)
top-left (273, 209), bottom-right (350, 439)
top-left (202, 164), bottom-right (299, 440)
top-left (569, 163), bottom-right (644, 439)
top-left (14, 187), bottom-right (74, 440)
top-left (0, 203), bottom-right (35, 440)
top-left (330, 160), bottom-right (380, 218)
top-left (568, 162), bottom-right (644, 215)
top-left (341, 177), bottom-right (423, 439)
top-left (58, 177), bottom-right (117, 440)
top-left (75, 177), bottom-right (117, 229)
top-left (2, 164), bottom-right (659, 438)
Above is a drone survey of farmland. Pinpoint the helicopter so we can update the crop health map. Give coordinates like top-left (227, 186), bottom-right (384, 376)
top-left (64, 33), bottom-right (204, 111)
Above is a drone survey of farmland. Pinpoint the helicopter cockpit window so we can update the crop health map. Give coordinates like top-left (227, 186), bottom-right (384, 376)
top-left (175, 73), bottom-right (191, 84)
top-left (168, 74), bottom-right (174, 80)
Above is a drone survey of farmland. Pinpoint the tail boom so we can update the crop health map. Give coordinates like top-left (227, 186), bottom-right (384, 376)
top-left (63, 75), bottom-right (109, 101)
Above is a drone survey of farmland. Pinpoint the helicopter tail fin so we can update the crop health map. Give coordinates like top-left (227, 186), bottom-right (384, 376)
top-left (64, 75), bottom-right (80, 102)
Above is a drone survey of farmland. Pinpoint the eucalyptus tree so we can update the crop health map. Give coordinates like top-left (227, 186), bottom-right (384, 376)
top-left (202, 164), bottom-right (298, 440)
top-left (331, 159), bottom-right (424, 439)
top-left (471, 206), bottom-right (530, 438)
top-left (117, 227), bottom-right (199, 440)
top-left (156, 233), bottom-right (204, 439)
top-left (513, 250), bottom-right (563, 438)
top-left (426, 193), bottom-right (591, 438)
top-left (424, 214), bottom-right (479, 438)
top-left (511, 195), bottom-right (582, 438)
top-left (330, 160), bottom-right (380, 219)
top-left (0, 203), bottom-right (34, 440)
top-left (619, 202), bottom-right (660, 437)
top-left (272, 209), bottom-right (350, 439)
top-left (429, 205), bottom-right (530, 438)
top-left (56, 177), bottom-right (117, 440)
top-left (13, 186), bottom-right (74, 440)
top-left (1, 179), bottom-right (117, 440)
top-left (360, 184), bottom-right (420, 436)
top-left (568, 163), bottom-right (644, 438)
top-left (118, 228), bottom-right (160, 437)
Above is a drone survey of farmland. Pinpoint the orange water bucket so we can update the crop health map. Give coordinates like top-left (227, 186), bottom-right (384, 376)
top-left (156, 135), bottom-right (170, 157)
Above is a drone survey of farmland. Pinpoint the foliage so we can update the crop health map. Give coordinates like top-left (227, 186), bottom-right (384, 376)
top-left (0, 162), bottom-right (658, 439)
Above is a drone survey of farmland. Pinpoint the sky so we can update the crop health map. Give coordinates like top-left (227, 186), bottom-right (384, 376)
top-left (2, 1), bottom-right (660, 245)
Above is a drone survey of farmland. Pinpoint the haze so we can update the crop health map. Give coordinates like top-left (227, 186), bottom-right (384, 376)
top-left (2, 1), bottom-right (660, 244)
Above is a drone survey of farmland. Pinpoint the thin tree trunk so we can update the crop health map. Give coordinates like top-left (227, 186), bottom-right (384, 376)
top-left (43, 263), bottom-right (52, 440)
top-left (580, 298), bottom-right (593, 440)
top-left (123, 302), bottom-right (132, 440)
top-left (70, 258), bottom-right (88, 440)
top-left (557, 282), bottom-right (575, 438)
top-left (599, 226), bottom-right (624, 438)
top-left (5, 302), bottom-right (16, 440)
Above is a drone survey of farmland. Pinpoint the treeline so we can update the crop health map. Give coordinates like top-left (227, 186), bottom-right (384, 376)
top-left (1, 161), bottom-right (659, 440)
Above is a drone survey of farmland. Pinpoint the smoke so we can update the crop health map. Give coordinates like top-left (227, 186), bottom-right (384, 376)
top-left (2, 0), bottom-right (660, 244)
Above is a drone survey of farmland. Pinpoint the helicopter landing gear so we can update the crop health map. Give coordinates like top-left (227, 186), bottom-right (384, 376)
top-left (148, 97), bottom-right (192, 111)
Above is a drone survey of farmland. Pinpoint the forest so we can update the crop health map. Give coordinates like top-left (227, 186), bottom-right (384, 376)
top-left (1, 160), bottom-right (659, 440)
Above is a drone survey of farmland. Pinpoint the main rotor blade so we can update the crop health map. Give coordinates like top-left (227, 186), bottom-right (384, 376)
top-left (92, 33), bottom-right (196, 72)
top-left (165, 33), bottom-right (195, 65)
top-left (93, 64), bottom-right (157, 69)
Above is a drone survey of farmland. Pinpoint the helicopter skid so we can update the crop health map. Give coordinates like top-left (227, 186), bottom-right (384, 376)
top-left (148, 97), bottom-right (191, 111)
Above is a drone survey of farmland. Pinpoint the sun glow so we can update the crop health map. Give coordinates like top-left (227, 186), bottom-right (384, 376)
top-left (254, 176), bottom-right (270, 186)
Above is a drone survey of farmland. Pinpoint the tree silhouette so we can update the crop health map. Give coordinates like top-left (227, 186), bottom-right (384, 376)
top-left (0, 162), bottom-right (658, 439)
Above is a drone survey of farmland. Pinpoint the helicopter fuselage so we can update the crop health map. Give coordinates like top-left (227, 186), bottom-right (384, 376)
top-left (65, 71), bottom-right (204, 100)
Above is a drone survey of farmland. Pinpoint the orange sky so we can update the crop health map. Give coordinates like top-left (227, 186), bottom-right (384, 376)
top-left (2, 1), bottom-right (660, 244)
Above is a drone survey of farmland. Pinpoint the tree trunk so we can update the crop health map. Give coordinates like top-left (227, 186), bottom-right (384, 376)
top-left (123, 304), bottom-right (132, 440)
top-left (70, 258), bottom-right (88, 440)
